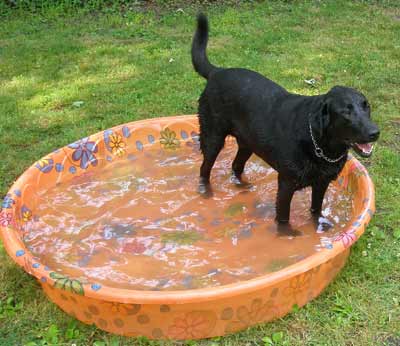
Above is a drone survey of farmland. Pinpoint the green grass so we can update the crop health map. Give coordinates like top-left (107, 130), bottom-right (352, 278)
top-left (1, 1), bottom-right (400, 345)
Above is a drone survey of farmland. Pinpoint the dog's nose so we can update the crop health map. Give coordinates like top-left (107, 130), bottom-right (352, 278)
top-left (368, 129), bottom-right (380, 142)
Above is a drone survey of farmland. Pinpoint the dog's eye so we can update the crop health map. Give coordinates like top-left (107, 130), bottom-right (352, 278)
top-left (362, 100), bottom-right (369, 109)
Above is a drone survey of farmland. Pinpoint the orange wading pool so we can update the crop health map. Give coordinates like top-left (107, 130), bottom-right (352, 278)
top-left (0, 115), bottom-right (375, 340)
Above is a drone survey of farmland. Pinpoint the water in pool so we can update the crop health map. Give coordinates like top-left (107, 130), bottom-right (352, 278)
top-left (24, 141), bottom-right (352, 290)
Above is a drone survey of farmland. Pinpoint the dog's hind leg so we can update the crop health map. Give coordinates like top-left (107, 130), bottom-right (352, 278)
top-left (199, 135), bottom-right (225, 196)
top-left (198, 91), bottom-right (227, 196)
top-left (231, 141), bottom-right (252, 186)
top-left (275, 175), bottom-right (296, 224)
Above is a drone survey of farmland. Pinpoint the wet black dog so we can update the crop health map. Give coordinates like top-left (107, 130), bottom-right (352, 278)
top-left (191, 14), bottom-right (379, 226)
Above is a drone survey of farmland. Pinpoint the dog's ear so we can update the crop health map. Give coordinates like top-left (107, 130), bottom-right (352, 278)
top-left (318, 101), bottom-right (330, 136)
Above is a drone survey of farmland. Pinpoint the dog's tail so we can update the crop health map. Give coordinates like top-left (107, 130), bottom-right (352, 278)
top-left (191, 13), bottom-right (218, 79)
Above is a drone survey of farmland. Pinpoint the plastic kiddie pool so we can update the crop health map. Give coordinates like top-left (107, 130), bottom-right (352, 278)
top-left (0, 115), bottom-right (375, 340)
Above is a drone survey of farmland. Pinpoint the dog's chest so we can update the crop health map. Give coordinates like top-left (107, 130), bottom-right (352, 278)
top-left (292, 158), bottom-right (346, 188)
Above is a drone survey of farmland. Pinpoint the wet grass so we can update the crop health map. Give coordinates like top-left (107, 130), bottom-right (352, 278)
top-left (0, 1), bottom-right (400, 345)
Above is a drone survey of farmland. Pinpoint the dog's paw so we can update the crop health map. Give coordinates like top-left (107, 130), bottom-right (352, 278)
top-left (275, 223), bottom-right (303, 237)
top-left (230, 174), bottom-right (253, 189)
top-left (315, 216), bottom-right (334, 233)
top-left (198, 181), bottom-right (213, 198)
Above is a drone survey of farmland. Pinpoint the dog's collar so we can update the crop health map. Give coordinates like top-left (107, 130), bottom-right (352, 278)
top-left (308, 119), bottom-right (346, 163)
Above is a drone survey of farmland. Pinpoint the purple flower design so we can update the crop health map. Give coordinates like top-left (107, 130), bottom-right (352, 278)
top-left (68, 137), bottom-right (98, 169)
top-left (2, 194), bottom-right (15, 209)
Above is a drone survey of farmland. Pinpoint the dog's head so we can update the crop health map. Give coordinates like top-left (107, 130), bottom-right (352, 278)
top-left (319, 86), bottom-right (380, 158)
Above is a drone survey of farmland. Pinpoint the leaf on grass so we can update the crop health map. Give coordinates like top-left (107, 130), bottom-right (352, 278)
top-left (272, 331), bottom-right (284, 342)
top-left (72, 101), bottom-right (85, 108)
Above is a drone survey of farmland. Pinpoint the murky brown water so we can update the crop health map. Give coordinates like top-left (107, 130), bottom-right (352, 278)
top-left (24, 142), bottom-right (352, 290)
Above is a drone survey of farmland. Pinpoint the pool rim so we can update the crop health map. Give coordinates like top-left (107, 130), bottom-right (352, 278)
top-left (0, 115), bottom-right (375, 304)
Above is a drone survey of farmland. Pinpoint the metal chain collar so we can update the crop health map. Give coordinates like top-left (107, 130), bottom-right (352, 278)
top-left (308, 120), bottom-right (346, 163)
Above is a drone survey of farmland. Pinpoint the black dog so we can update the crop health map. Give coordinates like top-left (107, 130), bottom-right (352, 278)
top-left (191, 14), bottom-right (379, 225)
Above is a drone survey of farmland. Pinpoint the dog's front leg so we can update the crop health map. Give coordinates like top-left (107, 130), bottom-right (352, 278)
top-left (310, 180), bottom-right (330, 215)
top-left (311, 180), bottom-right (334, 232)
top-left (275, 176), bottom-right (296, 223)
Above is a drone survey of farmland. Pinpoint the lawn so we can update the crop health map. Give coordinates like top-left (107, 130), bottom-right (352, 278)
top-left (0, 1), bottom-right (399, 345)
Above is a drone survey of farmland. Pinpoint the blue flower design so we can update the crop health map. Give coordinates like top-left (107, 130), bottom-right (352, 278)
top-left (148, 135), bottom-right (155, 144)
top-left (55, 163), bottom-right (64, 172)
top-left (2, 194), bottom-right (15, 209)
top-left (186, 131), bottom-right (201, 151)
top-left (181, 130), bottom-right (188, 139)
top-left (91, 283), bottom-right (102, 291)
top-left (122, 126), bottom-right (131, 138)
top-left (136, 140), bottom-right (143, 151)
top-left (68, 137), bottom-right (98, 169)
top-left (16, 250), bottom-right (25, 257)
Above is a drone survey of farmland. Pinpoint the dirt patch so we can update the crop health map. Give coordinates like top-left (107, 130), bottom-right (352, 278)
top-left (51, 102), bottom-right (68, 112)
top-left (382, 7), bottom-right (400, 22)
top-left (385, 336), bottom-right (400, 346)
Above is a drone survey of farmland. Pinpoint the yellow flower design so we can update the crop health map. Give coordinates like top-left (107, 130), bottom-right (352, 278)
top-left (37, 157), bottom-right (50, 168)
top-left (22, 210), bottom-right (32, 222)
top-left (160, 128), bottom-right (180, 149)
top-left (109, 133), bottom-right (126, 156)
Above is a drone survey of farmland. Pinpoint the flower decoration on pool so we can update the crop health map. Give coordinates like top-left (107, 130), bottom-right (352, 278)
top-left (2, 194), bottom-right (15, 209)
top-left (102, 301), bottom-right (141, 315)
top-left (161, 230), bottom-right (203, 245)
top-left (122, 240), bottom-right (146, 254)
top-left (0, 211), bottom-right (13, 228)
top-left (49, 272), bottom-right (84, 295)
top-left (21, 205), bottom-right (32, 222)
top-left (225, 298), bottom-right (278, 333)
top-left (109, 133), bottom-right (127, 157)
top-left (104, 130), bottom-right (128, 157)
top-left (334, 228), bottom-right (357, 248)
top-left (168, 311), bottom-right (217, 340)
top-left (283, 271), bottom-right (313, 303)
top-left (68, 137), bottom-right (98, 169)
top-left (160, 128), bottom-right (180, 149)
top-left (35, 157), bottom-right (54, 173)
